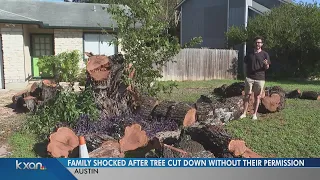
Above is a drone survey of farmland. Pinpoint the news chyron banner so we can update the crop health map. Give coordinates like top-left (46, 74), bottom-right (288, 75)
top-left (0, 158), bottom-right (319, 180)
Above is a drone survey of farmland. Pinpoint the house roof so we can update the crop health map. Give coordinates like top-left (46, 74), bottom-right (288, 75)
top-left (175, 0), bottom-right (292, 10)
top-left (0, 0), bottom-right (127, 29)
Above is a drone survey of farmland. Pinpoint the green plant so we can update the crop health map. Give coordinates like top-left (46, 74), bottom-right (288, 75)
top-left (25, 88), bottom-right (99, 139)
top-left (77, 68), bottom-right (87, 86)
top-left (37, 50), bottom-right (81, 83)
top-left (105, 0), bottom-right (202, 96)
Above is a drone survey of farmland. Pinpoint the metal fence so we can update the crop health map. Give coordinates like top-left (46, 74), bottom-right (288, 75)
top-left (159, 48), bottom-right (238, 81)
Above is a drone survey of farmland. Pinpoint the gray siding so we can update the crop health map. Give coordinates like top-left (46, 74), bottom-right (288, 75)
top-left (228, 0), bottom-right (246, 27)
top-left (181, 0), bottom-right (228, 48)
top-left (253, 0), bottom-right (282, 9)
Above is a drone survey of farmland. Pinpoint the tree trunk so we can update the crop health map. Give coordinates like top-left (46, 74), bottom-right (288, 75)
top-left (86, 54), bottom-right (136, 118)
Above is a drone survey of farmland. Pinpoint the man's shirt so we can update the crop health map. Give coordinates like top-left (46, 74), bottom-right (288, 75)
top-left (244, 50), bottom-right (271, 81)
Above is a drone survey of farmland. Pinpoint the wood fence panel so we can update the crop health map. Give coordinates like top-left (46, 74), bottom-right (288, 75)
top-left (159, 49), bottom-right (238, 81)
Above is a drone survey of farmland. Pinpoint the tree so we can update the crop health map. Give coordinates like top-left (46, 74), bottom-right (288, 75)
top-left (104, 0), bottom-right (201, 96)
top-left (226, 2), bottom-right (320, 79)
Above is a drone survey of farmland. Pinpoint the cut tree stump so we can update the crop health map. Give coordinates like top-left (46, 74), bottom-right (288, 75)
top-left (21, 96), bottom-right (37, 112)
top-left (85, 53), bottom-right (137, 118)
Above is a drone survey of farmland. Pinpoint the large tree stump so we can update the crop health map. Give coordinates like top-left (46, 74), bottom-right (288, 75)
top-left (85, 53), bottom-right (136, 118)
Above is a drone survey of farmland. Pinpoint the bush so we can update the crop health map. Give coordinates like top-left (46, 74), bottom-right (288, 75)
top-left (25, 87), bottom-right (99, 139)
top-left (37, 50), bottom-right (81, 83)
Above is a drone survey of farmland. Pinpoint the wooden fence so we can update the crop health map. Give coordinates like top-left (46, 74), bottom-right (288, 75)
top-left (159, 48), bottom-right (238, 81)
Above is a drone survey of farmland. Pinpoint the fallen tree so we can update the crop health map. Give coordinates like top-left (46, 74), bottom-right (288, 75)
top-left (43, 53), bottom-right (265, 159)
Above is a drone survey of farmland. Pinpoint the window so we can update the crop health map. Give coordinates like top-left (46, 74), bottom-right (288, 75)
top-left (84, 33), bottom-right (116, 59)
top-left (32, 35), bottom-right (53, 57)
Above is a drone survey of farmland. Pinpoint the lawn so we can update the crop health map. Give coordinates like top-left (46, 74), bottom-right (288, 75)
top-left (7, 79), bottom-right (320, 158)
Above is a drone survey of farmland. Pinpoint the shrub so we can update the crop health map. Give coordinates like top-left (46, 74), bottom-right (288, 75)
top-left (25, 87), bottom-right (99, 139)
top-left (37, 50), bottom-right (81, 83)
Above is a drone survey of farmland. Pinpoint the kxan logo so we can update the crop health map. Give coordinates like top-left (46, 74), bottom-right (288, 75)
top-left (16, 160), bottom-right (46, 170)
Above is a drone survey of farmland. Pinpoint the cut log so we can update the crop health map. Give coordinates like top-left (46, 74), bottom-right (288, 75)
top-left (84, 134), bottom-right (116, 152)
top-left (119, 124), bottom-right (149, 153)
top-left (183, 108), bottom-right (196, 127)
top-left (300, 91), bottom-right (319, 100)
top-left (151, 101), bottom-right (176, 118)
top-left (155, 130), bottom-right (181, 145)
top-left (47, 127), bottom-right (79, 158)
top-left (167, 102), bottom-right (193, 125)
top-left (213, 84), bottom-right (228, 97)
top-left (286, 89), bottom-right (301, 99)
top-left (136, 96), bottom-right (158, 118)
top-left (184, 124), bottom-right (233, 157)
top-left (41, 82), bottom-right (59, 102)
top-left (195, 102), bottom-right (213, 122)
top-left (177, 132), bottom-right (215, 158)
top-left (22, 96), bottom-right (37, 112)
top-left (259, 86), bottom-right (286, 113)
top-left (12, 90), bottom-right (29, 104)
top-left (224, 82), bottom-right (245, 97)
top-left (89, 140), bottom-right (121, 158)
top-left (228, 140), bottom-right (263, 158)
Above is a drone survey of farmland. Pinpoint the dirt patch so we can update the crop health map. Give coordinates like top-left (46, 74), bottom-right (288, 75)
top-left (0, 90), bottom-right (26, 157)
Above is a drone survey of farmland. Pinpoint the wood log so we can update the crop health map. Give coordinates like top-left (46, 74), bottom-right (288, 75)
top-left (213, 84), bottom-right (228, 97)
top-left (224, 82), bottom-right (245, 97)
top-left (151, 101), bottom-right (177, 118)
top-left (184, 124), bottom-right (234, 157)
top-left (259, 86), bottom-right (286, 113)
top-left (136, 96), bottom-right (158, 118)
top-left (195, 102), bottom-right (213, 122)
top-left (167, 102), bottom-right (193, 125)
top-left (286, 89), bottom-right (301, 99)
top-left (300, 91), bottom-right (319, 100)
top-left (89, 140), bottom-right (122, 158)
top-left (22, 96), bottom-right (37, 112)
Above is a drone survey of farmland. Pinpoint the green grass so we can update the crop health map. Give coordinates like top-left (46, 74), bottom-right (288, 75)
top-left (8, 130), bottom-right (38, 158)
top-left (158, 79), bottom-right (320, 157)
top-left (7, 79), bottom-right (320, 158)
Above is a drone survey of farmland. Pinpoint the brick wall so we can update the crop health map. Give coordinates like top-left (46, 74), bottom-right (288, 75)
top-left (0, 24), bottom-right (27, 88)
top-left (54, 29), bottom-right (85, 68)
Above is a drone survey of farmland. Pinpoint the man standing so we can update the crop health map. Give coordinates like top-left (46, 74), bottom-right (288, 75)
top-left (239, 36), bottom-right (271, 120)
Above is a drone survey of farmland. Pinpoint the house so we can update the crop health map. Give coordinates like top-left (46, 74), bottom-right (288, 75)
top-left (0, 0), bottom-right (122, 89)
top-left (175, 0), bottom-right (291, 77)
top-left (175, 0), bottom-right (292, 49)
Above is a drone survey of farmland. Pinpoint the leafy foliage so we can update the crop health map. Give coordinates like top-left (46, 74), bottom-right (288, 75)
top-left (226, 2), bottom-right (320, 78)
top-left (37, 50), bottom-right (81, 83)
top-left (105, 0), bottom-right (201, 96)
top-left (25, 88), bottom-right (99, 139)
